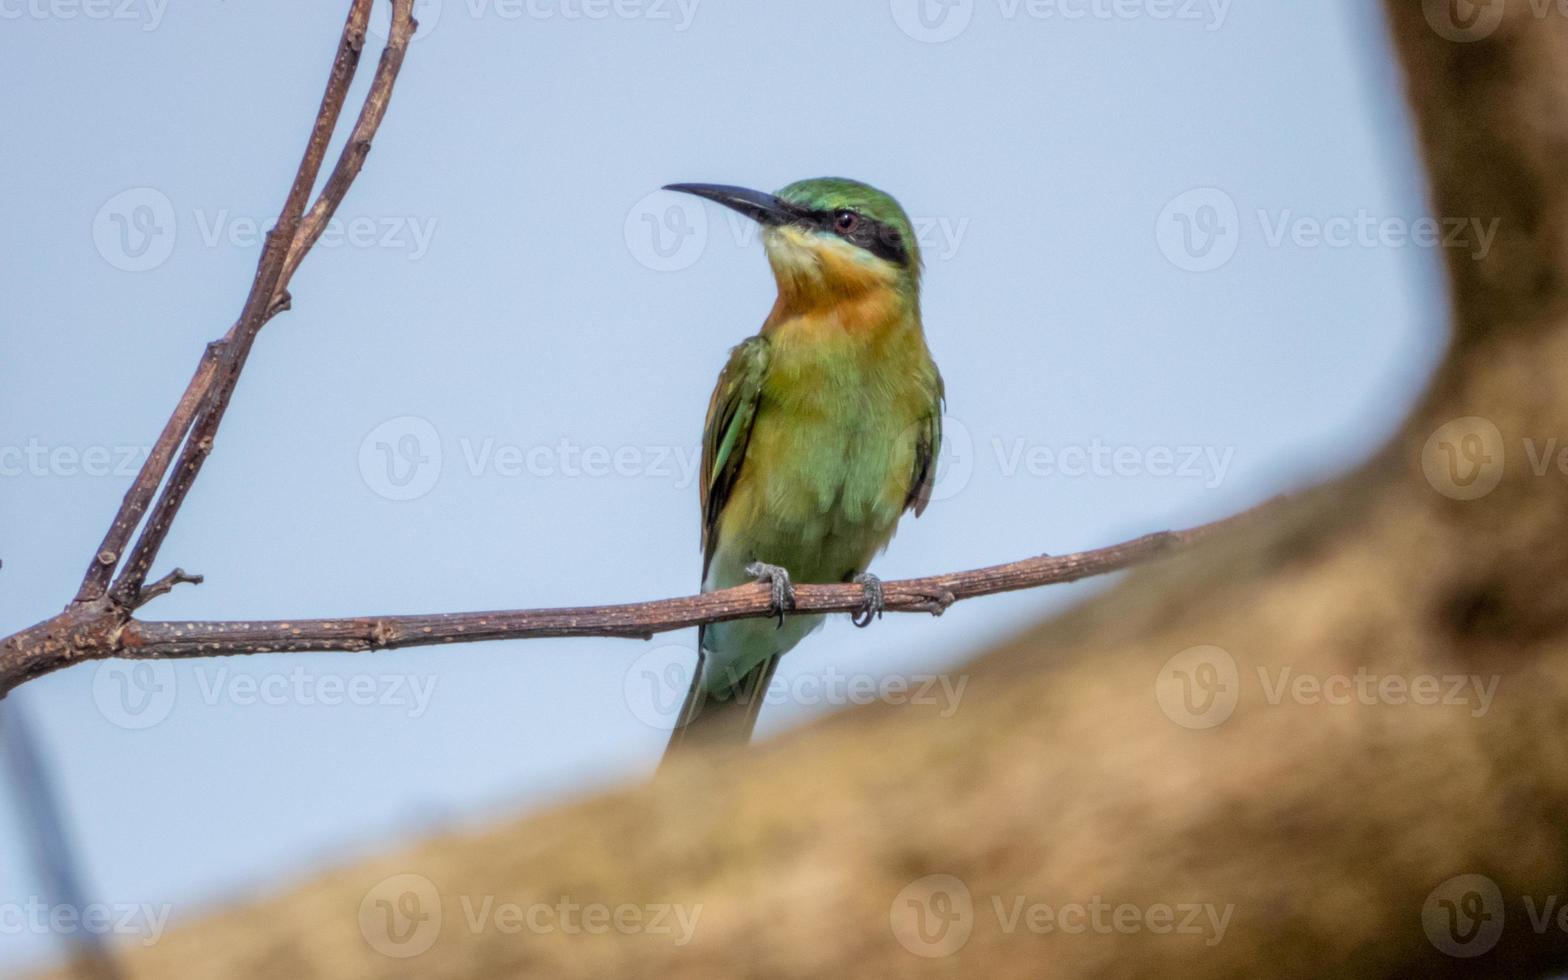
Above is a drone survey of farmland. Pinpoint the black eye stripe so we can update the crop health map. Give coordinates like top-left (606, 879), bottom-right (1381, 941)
top-left (804, 209), bottom-right (911, 268)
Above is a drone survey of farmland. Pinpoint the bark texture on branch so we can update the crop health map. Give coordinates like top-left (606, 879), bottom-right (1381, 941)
top-left (1, 513), bottom-right (1240, 695)
top-left (0, 0), bottom-right (1241, 693)
top-left (111, 521), bottom-right (1237, 653)
top-left (37, 3), bottom-right (1568, 979)
top-left (0, 0), bottom-right (417, 693)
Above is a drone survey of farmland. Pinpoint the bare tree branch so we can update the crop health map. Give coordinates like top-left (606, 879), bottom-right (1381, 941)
top-left (1, 506), bottom-right (1257, 696)
top-left (72, 0), bottom-right (415, 609)
top-left (1, 0), bottom-right (416, 689)
top-left (0, 0), bottom-right (1257, 707)
top-left (106, 0), bottom-right (418, 609)
top-left (117, 510), bottom-right (1251, 657)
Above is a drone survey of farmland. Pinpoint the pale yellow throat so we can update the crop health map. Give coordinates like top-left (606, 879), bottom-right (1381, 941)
top-left (763, 225), bottom-right (905, 311)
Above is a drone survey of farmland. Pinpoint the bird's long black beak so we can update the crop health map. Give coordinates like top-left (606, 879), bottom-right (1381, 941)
top-left (663, 183), bottom-right (805, 227)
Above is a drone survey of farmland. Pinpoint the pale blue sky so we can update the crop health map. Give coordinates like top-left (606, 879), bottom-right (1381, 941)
top-left (1, 0), bottom-right (1440, 971)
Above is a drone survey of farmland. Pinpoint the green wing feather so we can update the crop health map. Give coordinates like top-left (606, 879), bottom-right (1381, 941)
top-left (701, 339), bottom-right (942, 573)
top-left (906, 375), bottom-right (945, 518)
top-left (700, 336), bottom-right (771, 578)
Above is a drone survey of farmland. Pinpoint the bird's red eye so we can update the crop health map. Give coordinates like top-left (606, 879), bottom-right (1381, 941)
top-left (834, 210), bottom-right (861, 234)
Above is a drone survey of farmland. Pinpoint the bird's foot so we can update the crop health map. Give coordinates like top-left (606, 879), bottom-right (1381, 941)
top-left (746, 561), bottom-right (796, 628)
top-left (851, 572), bottom-right (885, 628)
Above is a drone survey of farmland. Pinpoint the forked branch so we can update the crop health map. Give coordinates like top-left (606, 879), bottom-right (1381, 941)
top-left (0, 0), bottom-right (1262, 700)
top-left (72, 0), bottom-right (415, 610)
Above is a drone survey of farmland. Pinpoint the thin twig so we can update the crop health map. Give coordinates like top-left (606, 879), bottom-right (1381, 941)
top-left (87, 0), bottom-right (419, 610)
top-left (107, 0), bottom-right (393, 608)
top-left (133, 568), bottom-right (204, 610)
top-left (280, 16), bottom-right (416, 286)
top-left (79, 1), bottom-right (376, 606)
top-left (0, 0), bottom-right (412, 693)
top-left (72, 344), bottom-right (222, 604)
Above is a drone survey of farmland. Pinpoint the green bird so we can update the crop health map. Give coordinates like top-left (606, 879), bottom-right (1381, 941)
top-left (660, 177), bottom-right (944, 761)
